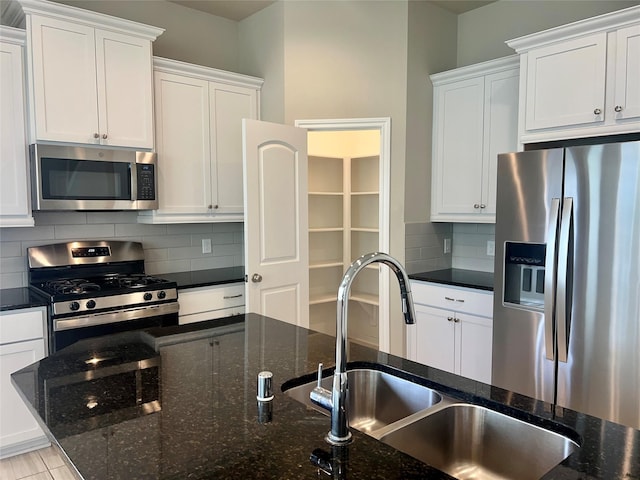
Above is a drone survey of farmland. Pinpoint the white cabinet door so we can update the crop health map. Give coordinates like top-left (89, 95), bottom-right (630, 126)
top-left (430, 56), bottom-right (518, 223)
top-left (525, 32), bottom-right (607, 131)
top-left (210, 82), bottom-right (258, 214)
top-left (29, 15), bottom-right (100, 145)
top-left (0, 30), bottom-right (33, 227)
top-left (482, 69), bottom-right (519, 216)
top-left (432, 77), bottom-right (484, 216)
top-left (140, 59), bottom-right (262, 224)
top-left (96, 30), bottom-right (154, 149)
top-left (458, 313), bottom-right (493, 384)
top-left (413, 304), bottom-right (456, 374)
top-left (153, 72), bottom-right (211, 215)
top-left (614, 24), bottom-right (640, 122)
top-left (0, 339), bottom-right (47, 457)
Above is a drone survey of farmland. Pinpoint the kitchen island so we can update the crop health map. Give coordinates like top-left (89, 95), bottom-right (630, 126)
top-left (11, 314), bottom-right (640, 479)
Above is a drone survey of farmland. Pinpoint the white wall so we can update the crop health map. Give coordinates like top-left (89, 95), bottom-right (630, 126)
top-left (457, 0), bottom-right (640, 66)
top-left (238, 1), bottom-right (285, 122)
top-left (52, 0), bottom-right (240, 71)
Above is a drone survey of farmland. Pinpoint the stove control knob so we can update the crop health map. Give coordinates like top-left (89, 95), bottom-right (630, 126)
top-left (144, 292), bottom-right (153, 301)
top-left (86, 300), bottom-right (96, 309)
top-left (70, 301), bottom-right (80, 311)
top-left (157, 290), bottom-right (166, 299)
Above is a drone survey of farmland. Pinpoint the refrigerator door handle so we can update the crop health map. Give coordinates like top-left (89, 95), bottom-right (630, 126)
top-left (544, 198), bottom-right (561, 361)
top-left (556, 197), bottom-right (573, 363)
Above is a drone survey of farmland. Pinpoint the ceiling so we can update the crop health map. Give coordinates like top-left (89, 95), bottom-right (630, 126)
top-left (167, 0), bottom-right (496, 22)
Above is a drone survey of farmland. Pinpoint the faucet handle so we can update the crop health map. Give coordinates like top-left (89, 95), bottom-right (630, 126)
top-left (316, 363), bottom-right (323, 388)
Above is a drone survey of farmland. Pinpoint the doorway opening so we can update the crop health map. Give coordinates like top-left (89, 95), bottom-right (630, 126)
top-left (296, 118), bottom-right (391, 351)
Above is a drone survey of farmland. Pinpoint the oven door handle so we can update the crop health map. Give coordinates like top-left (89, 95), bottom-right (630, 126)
top-left (54, 302), bottom-right (180, 331)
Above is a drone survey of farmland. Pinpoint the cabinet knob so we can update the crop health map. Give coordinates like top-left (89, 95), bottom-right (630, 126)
top-left (614, 105), bottom-right (623, 113)
top-left (208, 205), bottom-right (213, 209)
top-left (453, 317), bottom-right (460, 323)
top-left (474, 204), bottom-right (480, 209)
top-left (102, 133), bottom-right (108, 139)
top-left (447, 317), bottom-right (454, 322)
top-left (593, 108), bottom-right (602, 115)
top-left (480, 204), bottom-right (486, 209)
top-left (93, 133), bottom-right (100, 138)
top-left (213, 204), bottom-right (219, 209)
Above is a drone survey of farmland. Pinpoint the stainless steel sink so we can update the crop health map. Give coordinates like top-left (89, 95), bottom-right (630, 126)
top-left (379, 403), bottom-right (579, 480)
top-left (283, 368), bottom-right (442, 434)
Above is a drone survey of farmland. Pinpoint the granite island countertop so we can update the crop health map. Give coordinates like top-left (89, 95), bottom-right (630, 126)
top-left (11, 314), bottom-right (640, 480)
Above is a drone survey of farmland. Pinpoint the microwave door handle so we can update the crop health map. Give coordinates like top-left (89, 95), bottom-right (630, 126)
top-left (556, 197), bottom-right (573, 363)
top-left (544, 198), bottom-right (560, 361)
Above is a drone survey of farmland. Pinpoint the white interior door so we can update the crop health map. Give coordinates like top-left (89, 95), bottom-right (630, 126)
top-left (243, 119), bottom-right (309, 328)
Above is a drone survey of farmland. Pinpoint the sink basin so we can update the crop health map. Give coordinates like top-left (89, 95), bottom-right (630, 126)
top-left (283, 368), bottom-right (442, 434)
top-left (379, 403), bottom-right (579, 480)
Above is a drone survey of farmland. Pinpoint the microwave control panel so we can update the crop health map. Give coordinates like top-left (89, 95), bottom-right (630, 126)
top-left (136, 164), bottom-right (156, 200)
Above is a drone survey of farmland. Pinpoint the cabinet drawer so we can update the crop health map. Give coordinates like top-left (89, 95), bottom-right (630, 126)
top-left (0, 309), bottom-right (46, 345)
top-left (410, 280), bottom-right (493, 317)
top-left (178, 283), bottom-right (245, 317)
top-left (179, 306), bottom-right (245, 326)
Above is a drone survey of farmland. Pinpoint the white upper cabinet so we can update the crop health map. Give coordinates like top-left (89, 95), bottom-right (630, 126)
top-left (430, 56), bottom-right (519, 223)
top-left (0, 27), bottom-right (33, 227)
top-left (19, 0), bottom-right (163, 148)
top-left (138, 58), bottom-right (262, 223)
top-left (508, 5), bottom-right (640, 143)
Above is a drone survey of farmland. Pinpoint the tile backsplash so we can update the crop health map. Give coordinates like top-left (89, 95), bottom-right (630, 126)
top-left (451, 223), bottom-right (495, 272)
top-left (0, 211), bottom-right (244, 288)
top-left (404, 222), bottom-right (452, 274)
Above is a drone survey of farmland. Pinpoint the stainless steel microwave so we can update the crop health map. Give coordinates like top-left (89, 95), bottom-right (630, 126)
top-left (30, 144), bottom-right (158, 211)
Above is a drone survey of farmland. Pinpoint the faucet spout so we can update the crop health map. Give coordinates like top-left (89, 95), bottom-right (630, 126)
top-left (310, 252), bottom-right (416, 445)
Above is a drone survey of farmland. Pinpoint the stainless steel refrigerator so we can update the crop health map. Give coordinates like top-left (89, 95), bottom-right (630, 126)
top-left (492, 140), bottom-right (640, 430)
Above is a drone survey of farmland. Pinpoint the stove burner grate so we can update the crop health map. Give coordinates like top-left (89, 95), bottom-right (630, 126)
top-left (45, 279), bottom-right (102, 295)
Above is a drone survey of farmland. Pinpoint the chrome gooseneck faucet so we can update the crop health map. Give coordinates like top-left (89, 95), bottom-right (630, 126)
top-left (310, 252), bottom-right (416, 445)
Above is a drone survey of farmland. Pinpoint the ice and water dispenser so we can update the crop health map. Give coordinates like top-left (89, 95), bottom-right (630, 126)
top-left (503, 242), bottom-right (546, 309)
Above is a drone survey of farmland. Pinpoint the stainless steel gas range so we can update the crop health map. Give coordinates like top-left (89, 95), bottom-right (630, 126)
top-left (28, 241), bottom-right (179, 353)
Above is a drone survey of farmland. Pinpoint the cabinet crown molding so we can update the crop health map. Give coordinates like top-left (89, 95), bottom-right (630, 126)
top-left (0, 25), bottom-right (26, 44)
top-left (153, 57), bottom-right (264, 89)
top-left (507, 5), bottom-right (640, 52)
top-left (430, 55), bottom-right (518, 85)
top-left (17, 0), bottom-right (164, 40)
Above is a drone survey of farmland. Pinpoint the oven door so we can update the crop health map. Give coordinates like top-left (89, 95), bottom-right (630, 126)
top-left (51, 305), bottom-right (179, 353)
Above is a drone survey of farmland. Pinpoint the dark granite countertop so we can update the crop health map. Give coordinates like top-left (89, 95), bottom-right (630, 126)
top-left (0, 287), bottom-right (49, 312)
top-left (11, 314), bottom-right (640, 480)
top-left (410, 268), bottom-right (494, 291)
top-left (160, 266), bottom-right (244, 290)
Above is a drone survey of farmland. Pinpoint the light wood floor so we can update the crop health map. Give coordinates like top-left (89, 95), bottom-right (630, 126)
top-left (0, 446), bottom-right (76, 480)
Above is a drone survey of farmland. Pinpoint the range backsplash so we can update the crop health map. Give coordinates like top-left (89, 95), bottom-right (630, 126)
top-left (0, 211), bottom-right (243, 288)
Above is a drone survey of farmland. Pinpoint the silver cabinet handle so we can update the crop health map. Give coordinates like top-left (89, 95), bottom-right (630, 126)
top-left (593, 108), bottom-right (602, 115)
top-left (223, 294), bottom-right (243, 299)
top-left (102, 133), bottom-right (108, 139)
top-left (474, 204), bottom-right (480, 209)
top-left (213, 205), bottom-right (219, 209)
top-left (453, 317), bottom-right (460, 323)
top-left (480, 204), bottom-right (486, 209)
top-left (252, 273), bottom-right (263, 283)
top-left (455, 299), bottom-right (465, 303)
top-left (614, 105), bottom-right (623, 113)
top-left (447, 317), bottom-right (454, 322)
top-left (444, 296), bottom-right (455, 301)
top-left (94, 133), bottom-right (100, 138)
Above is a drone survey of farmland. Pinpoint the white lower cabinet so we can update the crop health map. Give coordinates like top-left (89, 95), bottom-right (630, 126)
top-left (0, 308), bottom-right (49, 458)
top-left (407, 280), bottom-right (493, 384)
top-left (178, 283), bottom-right (245, 325)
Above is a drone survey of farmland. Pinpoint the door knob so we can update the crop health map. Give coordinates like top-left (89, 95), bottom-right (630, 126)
top-left (252, 273), bottom-right (263, 283)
